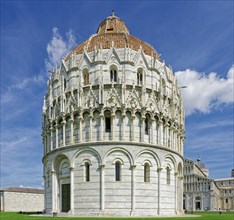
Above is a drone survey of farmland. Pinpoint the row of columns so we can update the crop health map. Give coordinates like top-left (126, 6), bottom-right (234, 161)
top-left (44, 112), bottom-right (184, 155)
top-left (49, 166), bottom-right (184, 215)
top-left (185, 182), bottom-right (210, 192)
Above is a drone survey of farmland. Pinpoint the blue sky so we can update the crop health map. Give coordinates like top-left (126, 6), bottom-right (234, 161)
top-left (1, 1), bottom-right (233, 188)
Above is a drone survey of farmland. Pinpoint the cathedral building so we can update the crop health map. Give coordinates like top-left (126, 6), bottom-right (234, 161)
top-left (183, 158), bottom-right (234, 211)
top-left (42, 13), bottom-right (185, 216)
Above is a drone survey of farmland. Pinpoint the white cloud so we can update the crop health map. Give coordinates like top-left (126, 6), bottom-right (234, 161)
top-left (45, 27), bottom-right (76, 71)
top-left (1, 127), bottom-right (43, 188)
top-left (1, 74), bottom-right (45, 105)
top-left (175, 65), bottom-right (234, 115)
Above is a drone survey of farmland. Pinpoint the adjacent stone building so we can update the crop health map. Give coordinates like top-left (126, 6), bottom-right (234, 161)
top-left (42, 13), bottom-right (185, 216)
top-left (183, 158), bottom-right (234, 211)
top-left (0, 187), bottom-right (44, 212)
top-left (215, 178), bottom-right (234, 211)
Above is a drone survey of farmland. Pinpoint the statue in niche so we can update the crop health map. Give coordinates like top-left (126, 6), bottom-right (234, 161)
top-left (130, 97), bottom-right (138, 109)
top-left (85, 95), bottom-right (94, 108)
top-left (55, 100), bottom-right (60, 115)
top-left (107, 93), bottom-right (117, 108)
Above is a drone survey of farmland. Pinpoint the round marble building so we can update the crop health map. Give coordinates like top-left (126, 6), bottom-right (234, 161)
top-left (42, 13), bottom-right (185, 217)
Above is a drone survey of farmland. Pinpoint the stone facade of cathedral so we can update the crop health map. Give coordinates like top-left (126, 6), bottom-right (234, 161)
top-left (42, 14), bottom-right (185, 216)
top-left (183, 158), bottom-right (234, 212)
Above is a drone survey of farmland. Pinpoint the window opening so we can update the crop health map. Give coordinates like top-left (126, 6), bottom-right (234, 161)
top-left (110, 69), bottom-right (117, 82)
top-left (144, 163), bottom-right (150, 182)
top-left (167, 166), bottom-right (171, 185)
top-left (105, 117), bottom-right (111, 132)
top-left (64, 79), bottom-right (67, 89)
top-left (115, 161), bottom-right (121, 181)
top-left (137, 70), bottom-right (143, 85)
top-left (83, 69), bottom-right (89, 85)
top-left (85, 162), bottom-right (90, 182)
top-left (145, 117), bottom-right (149, 135)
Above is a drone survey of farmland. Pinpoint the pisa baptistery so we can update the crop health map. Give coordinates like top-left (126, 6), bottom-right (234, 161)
top-left (42, 13), bottom-right (185, 217)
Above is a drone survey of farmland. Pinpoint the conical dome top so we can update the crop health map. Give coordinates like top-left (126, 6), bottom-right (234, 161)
top-left (97, 13), bottom-right (129, 35)
top-left (66, 12), bottom-right (159, 60)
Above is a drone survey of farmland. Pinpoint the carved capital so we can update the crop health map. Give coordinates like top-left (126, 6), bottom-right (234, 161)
top-left (157, 167), bottom-right (163, 173)
top-left (99, 164), bottom-right (105, 169)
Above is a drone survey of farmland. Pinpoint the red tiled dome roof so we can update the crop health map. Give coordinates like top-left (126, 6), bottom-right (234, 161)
top-left (66, 15), bottom-right (159, 60)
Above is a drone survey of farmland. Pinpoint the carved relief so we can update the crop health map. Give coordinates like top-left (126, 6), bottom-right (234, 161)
top-left (105, 87), bottom-right (121, 108)
top-left (126, 88), bottom-right (141, 110)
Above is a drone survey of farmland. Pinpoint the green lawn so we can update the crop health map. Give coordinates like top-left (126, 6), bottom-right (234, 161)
top-left (0, 212), bottom-right (233, 220)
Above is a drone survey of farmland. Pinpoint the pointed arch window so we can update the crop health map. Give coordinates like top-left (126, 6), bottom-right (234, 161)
top-left (83, 69), bottom-right (89, 85)
top-left (137, 68), bottom-right (143, 85)
top-left (115, 161), bottom-right (121, 181)
top-left (85, 162), bottom-right (90, 182)
top-left (64, 79), bottom-right (67, 89)
top-left (162, 78), bottom-right (166, 95)
top-left (166, 166), bottom-right (171, 185)
top-left (144, 163), bottom-right (150, 182)
top-left (110, 66), bottom-right (117, 82)
top-left (145, 115), bottom-right (150, 135)
top-left (105, 111), bottom-right (111, 132)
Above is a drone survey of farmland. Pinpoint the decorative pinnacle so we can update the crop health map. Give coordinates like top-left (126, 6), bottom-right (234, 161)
top-left (112, 10), bottom-right (115, 17)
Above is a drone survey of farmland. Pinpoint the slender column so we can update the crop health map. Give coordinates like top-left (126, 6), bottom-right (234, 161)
top-left (157, 168), bottom-right (163, 215)
top-left (165, 124), bottom-right (168, 147)
top-left (131, 115), bottom-right (135, 141)
top-left (62, 119), bottom-right (66, 146)
top-left (170, 128), bottom-right (173, 149)
top-left (174, 171), bottom-right (179, 214)
top-left (171, 128), bottom-right (176, 150)
top-left (42, 131), bottom-right (46, 155)
top-left (50, 125), bottom-right (53, 151)
top-left (111, 113), bottom-right (115, 141)
top-left (55, 123), bottom-right (58, 148)
top-left (100, 114), bottom-right (104, 141)
top-left (100, 164), bottom-right (105, 210)
top-left (131, 165), bottom-right (137, 213)
top-left (175, 130), bottom-right (177, 151)
top-left (70, 167), bottom-right (74, 214)
top-left (121, 114), bottom-right (125, 141)
top-left (156, 123), bottom-right (159, 145)
top-left (70, 115), bottom-right (74, 144)
top-left (158, 120), bottom-right (163, 146)
top-left (141, 116), bottom-right (146, 142)
top-left (51, 170), bottom-right (57, 213)
top-left (89, 115), bottom-right (93, 142)
top-left (78, 116), bottom-right (83, 143)
top-left (151, 119), bottom-right (155, 144)
top-left (43, 175), bottom-right (46, 212)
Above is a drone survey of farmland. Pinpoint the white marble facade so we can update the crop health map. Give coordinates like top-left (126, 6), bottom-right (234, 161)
top-left (42, 14), bottom-right (185, 216)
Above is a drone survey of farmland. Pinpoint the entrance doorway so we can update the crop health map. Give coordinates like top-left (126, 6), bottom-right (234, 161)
top-left (61, 184), bottom-right (70, 212)
top-left (196, 201), bottom-right (201, 210)
top-left (195, 196), bottom-right (201, 210)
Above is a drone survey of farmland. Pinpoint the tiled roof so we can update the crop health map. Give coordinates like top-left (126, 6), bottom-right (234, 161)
top-left (66, 15), bottom-right (159, 60)
top-left (0, 187), bottom-right (44, 194)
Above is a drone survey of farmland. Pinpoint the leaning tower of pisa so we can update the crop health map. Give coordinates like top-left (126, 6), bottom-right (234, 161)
top-left (42, 13), bottom-right (185, 217)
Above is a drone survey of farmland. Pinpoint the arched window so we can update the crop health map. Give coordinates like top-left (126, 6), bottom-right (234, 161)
top-left (105, 111), bottom-right (111, 132)
top-left (60, 161), bottom-right (70, 177)
top-left (137, 68), bottom-right (143, 85)
top-left (110, 66), bottom-right (117, 82)
top-left (166, 166), bottom-right (171, 185)
top-left (144, 163), bottom-right (150, 182)
top-left (85, 162), bottom-right (90, 182)
top-left (64, 79), bottom-right (67, 89)
top-left (115, 161), bottom-right (121, 181)
top-left (162, 78), bottom-right (166, 95)
top-left (83, 69), bottom-right (89, 85)
top-left (145, 115), bottom-right (150, 135)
